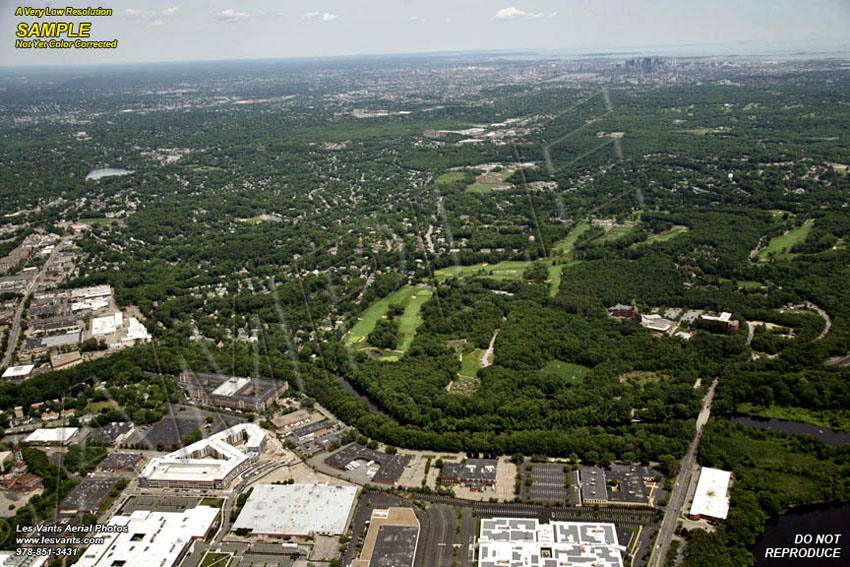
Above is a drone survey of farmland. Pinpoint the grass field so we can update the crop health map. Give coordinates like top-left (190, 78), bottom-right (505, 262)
top-left (460, 349), bottom-right (485, 378)
top-left (80, 217), bottom-right (114, 227)
top-left (736, 403), bottom-right (850, 432)
top-left (346, 285), bottom-right (432, 354)
top-left (540, 360), bottom-right (591, 382)
top-left (719, 278), bottom-right (767, 289)
top-left (757, 219), bottom-right (814, 262)
top-left (434, 260), bottom-right (532, 281)
top-left (619, 371), bottom-right (665, 385)
top-left (397, 288), bottom-right (433, 351)
top-left (466, 170), bottom-right (513, 193)
top-left (643, 225), bottom-right (688, 244)
top-left (598, 223), bottom-right (637, 243)
top-left (552, 221), bottom-right (590, 256)
top-left (435, 171), bottom-right (468, 186)
top-left (547, 260), bottom-right (582, 297)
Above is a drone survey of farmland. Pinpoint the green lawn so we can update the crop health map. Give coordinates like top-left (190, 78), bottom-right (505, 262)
top-left (540, 360), bottom-right (591, 382)
top-left (460, 349), bottom-right (485, 378)
top-left (346, 285), bottom-right (432, 355)
top-left (552, 221), bottom-right (590, 256)
top-left (435, 171), bottom-right (468, 186)
top-left (548, 260), bottom-right (582, 297)
top-left (719, 278), bottom-right (767, 289)
top-left (644, 225), bottom-right (688, 244)
top-left (736, 403), bottom-right (850, 432)
top-left (466, 170), bottom-right (513, 193)
top-left (80, 217), bottom-right (114, 227)
top-left (598, 224), bottom-right (636, 243)
top-left (434, 260), bottom-right (532, 281)
top-left (200, 553), bottom-right (231, 567)
top-left (397, 288), bottom-right (433, 351)
top-left (757, 219), bottom-right (814, 262)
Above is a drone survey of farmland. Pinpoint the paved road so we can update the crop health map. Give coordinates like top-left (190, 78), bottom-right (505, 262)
top-left (1, 237), bottom-right (69, 368)
top-left (804, 301), bottom-right (832, 340)
top-left (649, 379), bottom-right (718, 567)
top-left (426, 504), bottom-right (456, 567)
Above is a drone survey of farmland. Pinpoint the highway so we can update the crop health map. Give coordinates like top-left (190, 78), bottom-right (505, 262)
top-left (649, 378), bottom-right (718, 567)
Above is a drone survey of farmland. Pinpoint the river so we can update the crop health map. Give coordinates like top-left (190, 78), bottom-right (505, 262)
top-left (731, 416), bottom-right (850, 447)
top-left (750, 501), bottom-right (850, 566)
top-left (335, 373), bottom-right (398, 423)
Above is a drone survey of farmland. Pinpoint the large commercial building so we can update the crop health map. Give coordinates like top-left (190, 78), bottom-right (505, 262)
top-left (59, 478), bottom-right (119, 515)
top-left (477, 518), bottom-right (624, 567)
top-left (689, 467), bottom-right (732, 520)
top-left (138, 423), bottom-right (266, 489)
top-left (578, 465), bottom-right (654, 507)
top-left (441, 459), bottom-right (498, 490)
top-left (232, 483), bottom-right (358, 537)
top-left (24, 427), bottom-right (78, 445)
top-left (75, 506), bottom-right (218, 567)
top-left (176, 371), bottom-right (288, 412)
top-left (353, 508), bottom-right (420, 567)
top-left (325, 443), bottom-right (410, 485)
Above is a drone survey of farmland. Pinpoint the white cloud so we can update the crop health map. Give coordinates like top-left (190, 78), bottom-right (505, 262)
top-left (304, 11), bottom-right (339, 22)
top-left (495, 7), bottom-right (555, 21)
top-left (122, 7), bottom-right (179, 25)
top-left (214, 8), bottom-right (250, 22)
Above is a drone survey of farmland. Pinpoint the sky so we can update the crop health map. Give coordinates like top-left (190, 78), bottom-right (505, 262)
top-left (2, 0), bottom-right (849, 67)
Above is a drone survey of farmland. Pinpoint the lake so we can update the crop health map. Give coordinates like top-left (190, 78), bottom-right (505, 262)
top-left (85, 168), bottom-right (134, 180)
top-left (751, 501), bottom-right (850, 566)
top-left (731, 416), bottom-right (850, 447)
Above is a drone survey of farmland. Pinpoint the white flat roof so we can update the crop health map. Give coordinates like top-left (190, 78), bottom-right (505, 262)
top-left (124, 317), bottom-right (151, 341)
top-left (24, 427), bottom-right (78, 444)
top-left (212, 376), bottom-right (252, 397)
top-left (701, 312), bottom-right (732, 322)
top-left (75, 506), bottom-right (218, 567)
top-left (478, 519), bottom-right (623, 567)
top-left (690, 467), bottom-right (731, 519)
top-left (91, 315), bottom-right (117, 336)
top-left (232, 484), bottom-right (358, 536)
top-left (2, 364), bottom-right (34, 378)
top-left (139, 423), bottom-right (265, 484)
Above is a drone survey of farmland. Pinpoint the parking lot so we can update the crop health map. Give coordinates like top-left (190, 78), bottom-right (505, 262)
top-left (529, 463), bottom-right (569, 504)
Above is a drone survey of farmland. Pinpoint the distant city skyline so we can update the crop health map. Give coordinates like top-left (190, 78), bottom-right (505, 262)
top-left (2, 0), bottom-right (849, 67)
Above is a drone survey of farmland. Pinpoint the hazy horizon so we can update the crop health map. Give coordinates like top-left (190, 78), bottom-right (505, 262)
top-left (2, 1), bottom-right (849, 68)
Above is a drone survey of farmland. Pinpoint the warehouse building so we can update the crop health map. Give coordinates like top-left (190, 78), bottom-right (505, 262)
top-left (2, 365), bottom-right (34, 380)
top-left (59, 478), bottom-right (119, 515)
top-left (232, 483), bottom-right (358, 537)
top-left (689, 467), bottom-right (732, 520)
top-left (75, 506), bottom-right (218, 567)
top-left (24, 427), bottom-right (78, 445)
top-left (138, 423), bottom-right (266, 489)
top-left (177, 370), bottom-right (288, 412)
top-left (477, 518), bottom-right (623, 567)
